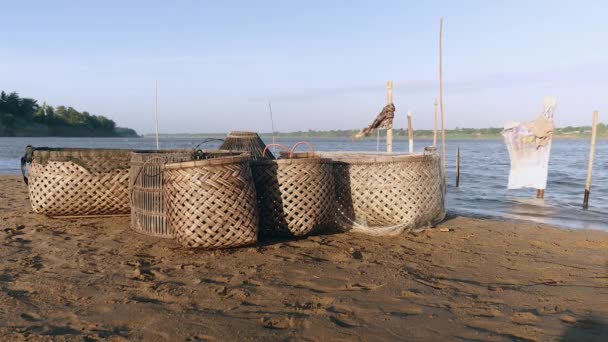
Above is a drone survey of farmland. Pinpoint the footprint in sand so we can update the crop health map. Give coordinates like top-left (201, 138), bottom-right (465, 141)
top-left (20, 312), bottom-right (42, 322)
top-left (260, 316), bottom-right (308, 330)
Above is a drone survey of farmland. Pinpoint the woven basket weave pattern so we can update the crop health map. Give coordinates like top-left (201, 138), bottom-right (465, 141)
top-left (130, 151), bottom-right (193, 238)
top-left (164, 158), bottom-right (258, 249)
top-left (29, 156), bottom-right (130, 217)
top-left (251, 158), bottom-right (335, 237)
top-left (219, 131), bottom-right (273, 160)
top-left (332, 154), bottom-right (445, 231)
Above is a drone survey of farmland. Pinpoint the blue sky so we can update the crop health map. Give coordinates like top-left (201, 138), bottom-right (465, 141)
top-left (2, 0), bottom-right (607, 134)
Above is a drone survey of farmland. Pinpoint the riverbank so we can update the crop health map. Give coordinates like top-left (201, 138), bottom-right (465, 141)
top-left (0, 175), bottom-right (606, 340)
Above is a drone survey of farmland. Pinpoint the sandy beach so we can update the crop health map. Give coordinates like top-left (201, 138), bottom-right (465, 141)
top-left (0, 175), bottom-right (606, 341)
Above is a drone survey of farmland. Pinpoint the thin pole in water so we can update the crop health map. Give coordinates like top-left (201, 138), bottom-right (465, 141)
top-left (439, 18), bottom-right (447, 193)
top-left (268, 100), bottom-right (276, 146)
top-left (386, 80), bottom-right (394, 153)
top-left (433, 98), bottom-right (438, 147)
top-left (154, 80), bottom-right (160, 150)
top-left (456, 146), bottom-right (460, 187)
top-left (536, 97), bottom-right (555, 199)
top-left (583, 110), bottom-right (599, 209)
top-left (407, 110), bottom-right (414, 153)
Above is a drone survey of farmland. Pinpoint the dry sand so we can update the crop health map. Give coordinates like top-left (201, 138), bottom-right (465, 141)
top-left (0, 175), bottom-right (607, 341)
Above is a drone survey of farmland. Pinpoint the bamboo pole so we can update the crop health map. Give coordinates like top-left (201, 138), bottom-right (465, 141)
top-left (433, 98), bottom-right (438, 147)
top-left (154, 80), bottom-right (160, 150)
top-left (456, 146), bottom-right (460, 187)
top-left (536, 98), bottom-right (555, 199)
top-left (407, 110), bottom-right (414, 153)
top-left (386, 80), bottom-right (393, 153)
top-left (439, 18), bottom-right (446, 193)
top-left (268, 100), bottom-right (276, 146)
top-left (583, 110), bottom-right (599, 209)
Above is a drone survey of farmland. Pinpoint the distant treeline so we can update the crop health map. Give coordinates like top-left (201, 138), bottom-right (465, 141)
top-left (152, 123), bottom-right (608, 140)
top-left (0, 91), bottom-right (138, 137)
top-left (260, 125), bottom-right (608, 139)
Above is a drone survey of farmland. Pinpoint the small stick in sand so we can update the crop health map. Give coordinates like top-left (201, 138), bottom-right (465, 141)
top-left (407, 111), bottom-right (414, 153)
top-left (583, 110), bottom-right (599, 209)
top-left (386, 80), bottom-right (394, 153)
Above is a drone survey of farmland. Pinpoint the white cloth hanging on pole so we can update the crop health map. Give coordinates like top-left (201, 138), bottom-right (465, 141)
top-left (502, 97), bottom-right (556, 190)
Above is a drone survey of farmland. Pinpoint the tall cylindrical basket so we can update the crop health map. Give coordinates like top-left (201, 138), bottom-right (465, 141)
top-left (164, 154), bottom-right (258, 249)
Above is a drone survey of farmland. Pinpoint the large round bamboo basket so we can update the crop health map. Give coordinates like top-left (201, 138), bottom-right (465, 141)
top-left (220, 131), bottom-right (274, 160)
top-left (25, 147), bottom-right (132, 217)
top-left (318, 151), bottom-right (445, 235)
top-left (163, 154), bottom-right (258, 249)
top-left (250, 152), bottom-right (335, 237)
top-left (130, 149), bottom-right (243, 238)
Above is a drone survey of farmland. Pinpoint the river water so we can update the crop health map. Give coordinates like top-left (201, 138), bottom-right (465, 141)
top-left (1, 136), bottom-right (606, 231)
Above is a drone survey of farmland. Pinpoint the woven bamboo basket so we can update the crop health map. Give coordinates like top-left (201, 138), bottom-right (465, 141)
top-left (130, 149), bottom-right (242, 238)
top-left (130, 150), bottom-right (193, 238)
top-left (23, 147), bottom-right (132, 217)
top-left (251, 144), bottom-right (335, 237)
top-left (220, 131), bottom-right (274, 160)
top-left (318, 150), bottom-right (445, 235)
top-left (163, 154), bottom-right (258, 249)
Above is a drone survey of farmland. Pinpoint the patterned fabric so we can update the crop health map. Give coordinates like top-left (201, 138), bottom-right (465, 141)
top-left (502, 116), bottom-right (554, 190)
top-left (355, 103), bottom-right (395, 139)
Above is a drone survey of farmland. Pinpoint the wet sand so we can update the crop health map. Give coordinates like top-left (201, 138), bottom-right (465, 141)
top-left (0, 175), bottom-right (606, 341)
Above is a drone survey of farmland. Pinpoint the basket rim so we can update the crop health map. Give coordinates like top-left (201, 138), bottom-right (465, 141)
top-left (131, 148), bottom-right (234, 155)
top-left (316, 151), bottom-right (437, 164)
top-left (164, 154), bottom-right (249, 169)
top-left (131, 149), bottom-right (193, 154)
top-left (225, 131), bottom-right (260, 137)
top-left (31, 148), bottom-right (132, 163)
top-left (32, 147), bottom-right (132, 153)
top-left (251, 155), bottom-right (332, 166)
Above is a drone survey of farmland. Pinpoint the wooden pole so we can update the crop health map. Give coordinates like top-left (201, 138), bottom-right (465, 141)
top-left (456, 146), bottom-right (460, 187)
top-left (536, 97), bottom-right (555, 199)
top-left (386, 80), bottom-right (393, 153)
top-left (433, 98), bottom-right (438, 147)
top-left (407, 110), bottom-right (414, 153)
top-left (583, 110), bottom-right (599, 209)
top-left (268, 100), bottom-right (276, 146)
top-left (536, 189), bottom-right (544, 199)
top-left (439, 18), bottom-right (446, 193)
top-left (154, 80), bottom-right (160, 150)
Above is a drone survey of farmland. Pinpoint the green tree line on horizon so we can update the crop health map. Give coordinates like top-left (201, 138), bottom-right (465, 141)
top-left (0, 91), bottom-right (138, 137)
top-left (259, 125), bottom-right (608, 139)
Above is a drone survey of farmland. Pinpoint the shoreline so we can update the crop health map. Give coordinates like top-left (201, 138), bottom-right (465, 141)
top-left (1, 175), bottom-right (607, 340)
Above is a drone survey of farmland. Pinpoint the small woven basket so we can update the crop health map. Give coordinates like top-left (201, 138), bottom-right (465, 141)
top-left (251, 144), bottom-right (335, 237)
top-left (24, 147), bottom-right (131, 217)
top-left (164, 154), bottom-right (258, 249)
top-left (319, 151), bottom-right (445, 235)
top-left (220, 131), bottom-right (274, 160)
